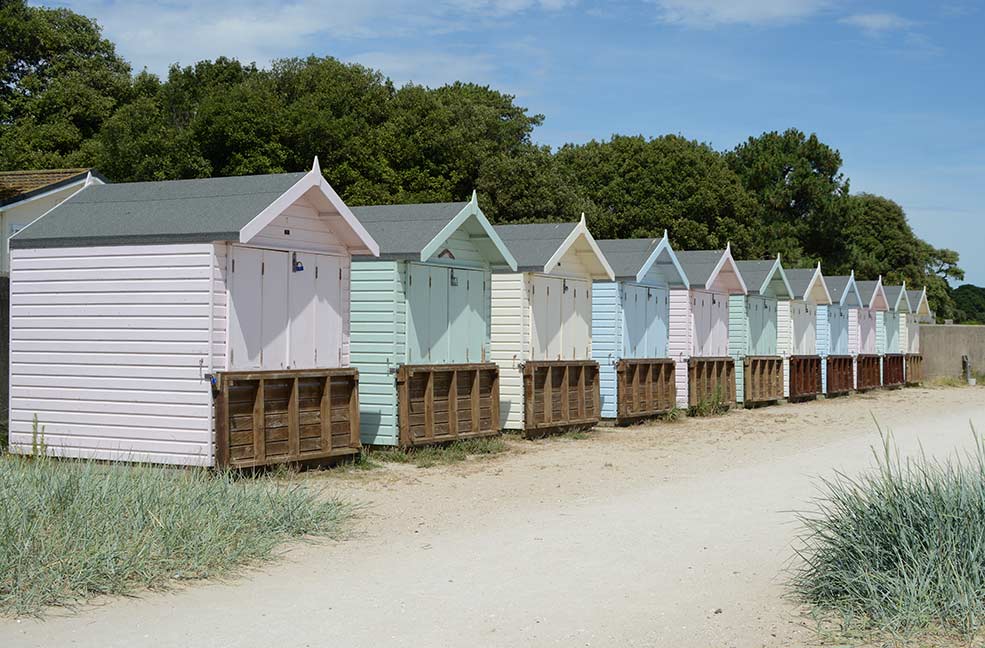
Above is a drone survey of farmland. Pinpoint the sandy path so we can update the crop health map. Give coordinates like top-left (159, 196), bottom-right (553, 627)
top-left (3, 387), bottom-right (984, 647)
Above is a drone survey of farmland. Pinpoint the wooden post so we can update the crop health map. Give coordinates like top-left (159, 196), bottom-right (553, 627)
top-left (578, 363), bottom-right (586, 420)
top-left (449, 370), bottom-right (458, 438)
top-left (491, 367), bottom-right (500, 432)
top-left (349, 374), bottom-right (360, 448)
top-left (470, 368), bottom-right (480, 435)
top-left (424, 371), bottom-right (434, 442)
top-left (544, 365), bottom-right (553, 425)
top-left (561, 364), bottom-right (570, 423)
top-left (215, 382), bottom-right (229, 468)
top-left (288, 377), bottom-right (300, 460)
top-left (397, 367), bottom-right (410, 448)
top-left (321, 375), bottom-right (332, 452)
top-left (253, 378), bottom-right (266, 464)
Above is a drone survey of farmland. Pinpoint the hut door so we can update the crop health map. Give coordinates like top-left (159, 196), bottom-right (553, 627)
top-left (828, 305), bottom-right (846, 354)
top-left (710, 292), bottom-right (728, 356)
top-left (860, 309), bottom-right (876, 353)
top-left (692, 291), bottom-right (711, 357)
top-left (792, 303), bottom-right (815, 355)
top-left (563, 278), bottom-right (591, 360)
top-left (885, 312), bottom-right (900, 353)
top-left (408, 263), bottom-right (450, 364)
top-left (314, 254), bottom-right (342, 367)
top-left (447, 268), bottom-right (486, 363)
top-left (645, 287), bottom-right (669, 358)
top-left (907, 315), bottom-right (920, 352)
top-left (530, 274), bottom-right (562, 360)
top-left (228, 246), bottom-right (289, 370)
top-left (288, 252), bottom-right (343, 369)
top-left (622, 284), bottom-right (647, 358)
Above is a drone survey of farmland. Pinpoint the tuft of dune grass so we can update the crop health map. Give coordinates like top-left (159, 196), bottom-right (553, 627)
top-left (793, 421), bottom-right (985, 638)
top-left (0, 453), bottom-right (351, 617)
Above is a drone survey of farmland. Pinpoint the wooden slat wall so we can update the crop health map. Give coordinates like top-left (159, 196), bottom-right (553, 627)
top-left (396, 363), bottom-right (500, 448)
top-left (687, 357), bottom-right (735, 410)
top-left (905, 354), bottom-right (923, 385)
top-left (615, 358), bottom-right (676, 422)
top-left (743, 356), bottom-right (784, 404)
top-left (856, 354), bottom-right (881, 391)
top-left (522, 360), bottom-right (600, 435)
top-left (883, 354), bottom-right (905, 388)
top-left (215, 368), bottom-right (360, 469)
top-left (826, 355), bottom-right (854, 395)
top-left (789, 355), bottom-right (822, 401)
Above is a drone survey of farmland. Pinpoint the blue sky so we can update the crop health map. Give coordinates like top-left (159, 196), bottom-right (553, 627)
top-left (53, 0), bottom-right (985, 285)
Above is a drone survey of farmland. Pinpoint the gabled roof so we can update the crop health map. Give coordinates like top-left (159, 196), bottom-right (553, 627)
top-left (675, 245), bottom-right (747, 294)
top-left (855, 276), bottom-right (889, 311)
top-left (826, 273), bottom-right (864, 307)
top-left (11, 159), bottom-right (379, 256)
top-left (0, 168), bottom-right (106, 208)
top-left (784, 264), bottom-right (832, 304)
top-left (907, 287), bottom-right (931, 316)
top-left (595, 231), bottom-right (688, 286)
top-left (883, 283), bottom-right (911, 313)
top-left (735, 256), bottom-right (792, 299)
top-left (494, 215), bottom-right (614, 280)
top-left (351, 192), bottom-right (516, 270)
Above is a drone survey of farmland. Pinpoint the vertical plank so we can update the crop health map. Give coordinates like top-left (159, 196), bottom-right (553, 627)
top-left (449, 369), bottom-right (458, 438)
top-left (578, 362), bottom-right (586, 419)
top-left (470, 368), bottom-right (480, 435)
top-left (321, 375), bottom-right (332, 452)
top-left (491, 366), bottom-right (501, 432)
top-left (561, 364), bottom-right (570, 423)
top-left (424, 371), bottom-right (434, 442)
top-left (591, 364), bottom-right (600, 417)
top-left (288, 377), bottom-right (300, 460)
top-left (253, 378), bottom-right (266, 464)
top-left (544, 365), bottom-right (553, 425)
top-left (397, 367), bottom-right (410, 448)
top-left (349, 373), bottom-right (360, 448)
top-left (523, 364), bottom-right (534, 431)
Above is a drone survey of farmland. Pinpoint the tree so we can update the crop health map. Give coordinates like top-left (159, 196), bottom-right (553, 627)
top-left (554, 135), bottom-right (761, 254)
top-left (952, 285), bottom-right (985, 324)
top-left (726, 129), bottom-right (850, 266)
top-left (0, 0), bottom-right (132, 168)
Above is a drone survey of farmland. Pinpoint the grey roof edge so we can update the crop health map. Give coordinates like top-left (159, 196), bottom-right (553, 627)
top-left (9, 231), bottom-right (240, 249)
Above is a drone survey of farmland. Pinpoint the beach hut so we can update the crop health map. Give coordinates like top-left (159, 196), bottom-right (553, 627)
top-left (670, 246), bottom-right (747, 410)
top-left (820, 273), bottom-right (863, 395)
top-left (490, 217), bottom-right (614, 435)
top-left (591, 233), bottom-right (689, 423)
top-left (779, 264), bottom-right (832, 401)
top-left (878, 284), bottom-right (911, 388)
top-left (347, 194), bottom-right (517, 448)
top-left (728, 257), bottom-right (793, 406)
top-left (853, 277), bottom-right (889, 391)
top-left (904, 287), bottom-right (930, 384)
top-left (7, 160), bottom-right (380, 468)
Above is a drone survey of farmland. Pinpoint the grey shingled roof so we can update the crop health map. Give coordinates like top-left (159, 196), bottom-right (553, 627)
top-left (855, 280), bottom-right (881, 305)
top-left (493, 222), bottom-right (578, 272)
top-left (734, 260), bottom-right (778, 295)
top-left (907, 289), bottom-right (926, 309)
top-left (675, 250), bottom-right (727, 288)
top-left (351, 202), bottom-right (467, 259)
top-left (784, 268), bottom-right (817, 300)
top-left (10, 172), bottom-right (306, 248)
top-left (595, 238), bottom-right (660, 280)
top-left (883, 285), bottom-right (906, 311)
top-left (826, 275), bottom-right (853, 303)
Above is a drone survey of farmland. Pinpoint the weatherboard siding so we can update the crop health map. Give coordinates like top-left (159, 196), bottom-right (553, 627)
top-left (816, 305), bottom-right (829, 391)
top-left (592, 281), bottom-right (622, 419)
top-left (728, 295), bottom-right (748, 404)
top-left (777, 300), bottom-right (791, 398)
top-left (9, 244), bottom-right (216, 465)
top-left (350, 260), bottom-right (402, 446)
top-left (491, 272), bottom-right (527, 430)
top-left (669, 288), bottom-right (691, 408)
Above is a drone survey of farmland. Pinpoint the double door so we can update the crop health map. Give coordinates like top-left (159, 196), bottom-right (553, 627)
top-left (530, 274), bottom-right (592, 360)
top-left (228, 247), bottom-right (343, 370)
top-left (692, 290), bottom-right (728, 357)
top-left (407, 263), bottom-right (487, 364)
top-left (622, 283), bottom-right (669, 359)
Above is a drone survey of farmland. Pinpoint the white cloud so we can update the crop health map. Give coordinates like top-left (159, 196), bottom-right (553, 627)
top-left (53, 0), bottom-right (574, 74)
top-left (651, 0), bottom-right (827, 27)
top-left (840, 12), bottom-right (914, 34)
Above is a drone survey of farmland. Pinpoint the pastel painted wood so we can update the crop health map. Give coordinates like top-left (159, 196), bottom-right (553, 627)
top-left (491, 216), bottom-right (614, 431)
top-left (7, 161), bottom-right (379, 466)
top-left (349, 195), bottom-right (516, 447)
top-left (591, 233), bottom-right (688, 420)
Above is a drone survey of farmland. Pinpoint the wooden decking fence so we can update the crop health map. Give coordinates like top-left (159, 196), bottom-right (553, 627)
top-left (905, 354), bottom-right (923, 385)
top-left (789, 355), bottom-right (822, 401)
top-left (688, 357), bottom-right (735, 411)
top-left (743, 356), bottom-right (784, 404)
top-left (214, 368), bottom-right (360, 469)
top-left (615, 358), bottom-right (676, 423)
top-left (882, 354), bottom-right (905, 388)
top-left (522, 360), bottom-right (600, 436)
top-left (856, 354), bottom-right (881, 391)
top-left (826, 355), bottom-right (854, 395)
top-left (396, 363), bottom-right (499, 448)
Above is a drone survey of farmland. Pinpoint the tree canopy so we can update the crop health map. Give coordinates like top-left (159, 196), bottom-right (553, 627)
top-left (0, 0), bottom-right (969, 320)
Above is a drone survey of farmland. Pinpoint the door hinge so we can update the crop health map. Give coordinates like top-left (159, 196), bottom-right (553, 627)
top-left (315, 266), bottom-right (319, 279)
top-left (429, 276), bottom-right (432, 287)
top-left (231, 259), bottom-right (235, 273)
top-left (339, 268), bottom-right (342, 280)
top-left (261, 262), bottom-right (265, 276)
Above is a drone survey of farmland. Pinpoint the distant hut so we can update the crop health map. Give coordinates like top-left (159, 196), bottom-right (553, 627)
top-left (779, 264), bottom-right (832, 400)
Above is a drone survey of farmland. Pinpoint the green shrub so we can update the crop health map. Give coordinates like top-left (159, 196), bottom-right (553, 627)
top-left (0, 454), bottom-right (350, 616)
top-left (793, 423), bottom-right (985, 637)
